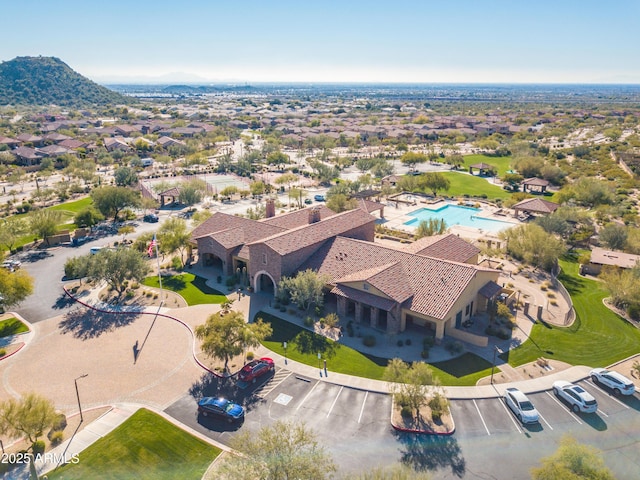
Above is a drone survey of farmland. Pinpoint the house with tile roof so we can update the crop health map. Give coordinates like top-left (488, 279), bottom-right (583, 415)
top-left (191, 204), bottom-right (500, 342)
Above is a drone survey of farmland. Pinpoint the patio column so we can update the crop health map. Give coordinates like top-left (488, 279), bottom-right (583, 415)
top-left (337, 296), bottom-right (347, 317)
top-left (370, 307), bottom-right (378, 328)
top-left (355, 302), bottom-right (363, 324)
top-left (435, 320), bottom-right (445, 342)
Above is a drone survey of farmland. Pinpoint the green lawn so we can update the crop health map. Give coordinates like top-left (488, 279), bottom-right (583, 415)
top-left (48, 196), bottom-right (93, 214)
top-left (442, 171), bottom-right (512, 200)
top-left (0, 317), bottom-right (29, 338)
top-left (142, 272), bottom-right (226, 305)
top-left (259, 312), bottom-right (498, 386)
top-left (48, 408), bottom-right (220, 480)
top-left (503, 253), bottom-right (640, 367)
top-left (462, 154), bottom-right (513, 177)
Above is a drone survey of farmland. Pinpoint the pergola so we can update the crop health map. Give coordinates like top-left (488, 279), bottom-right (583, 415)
top-left (158, 187), bottom-right (181, 206)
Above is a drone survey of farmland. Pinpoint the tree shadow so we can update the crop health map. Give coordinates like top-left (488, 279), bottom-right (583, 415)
top-left (161, 276), bottom-right (187, 291)
top-left (395, 432), bottom-right (465, 477)
top-left (52, 292), bottom-right (76, 310)
top-left (58, 307), bottom-right (140, 340)
top-left (293, 330), bottom-right (338, 359)
top-left (188, 372), bottom-right (265, 411)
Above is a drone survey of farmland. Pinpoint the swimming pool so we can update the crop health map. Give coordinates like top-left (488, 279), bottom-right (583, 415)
top-left (404, 204), bottom-right (513, 232)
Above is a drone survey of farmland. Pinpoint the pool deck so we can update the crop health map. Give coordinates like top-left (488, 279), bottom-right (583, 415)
top-left (378, 196), bottom-right (521, 243)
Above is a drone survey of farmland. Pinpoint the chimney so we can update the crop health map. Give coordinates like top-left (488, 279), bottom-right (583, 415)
top-left (265, 198), bottom-right (275, 218)
top-left (308, 206), bottom-right (321, 224)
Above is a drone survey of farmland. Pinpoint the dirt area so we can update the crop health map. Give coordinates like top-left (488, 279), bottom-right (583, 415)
top-left (476, 358), bottom-right (572, 386)
top-left (610, 355), bottom-right (640, 389)
top-left (0, 342), bottom-right (24, 359)
top-left (68, 280), bottom-right (187, 309)
top-left (390, 397), bottom-right (454, 434)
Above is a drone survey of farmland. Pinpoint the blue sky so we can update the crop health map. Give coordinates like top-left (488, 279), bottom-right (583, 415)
top-left (2, 0), bottom-right (639, 84)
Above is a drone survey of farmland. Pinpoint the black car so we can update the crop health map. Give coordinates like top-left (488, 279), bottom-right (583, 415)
top-left (143, 214), bottom-right (159, 223)
top-left (197, 397), bottom-right (245, 423)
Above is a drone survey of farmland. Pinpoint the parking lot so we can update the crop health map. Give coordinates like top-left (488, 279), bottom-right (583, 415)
top-left (165, 366), bottom-right (399, 474)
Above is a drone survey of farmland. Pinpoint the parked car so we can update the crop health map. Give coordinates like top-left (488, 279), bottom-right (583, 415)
top-left (590, 368), bottom-right (636, 396)
top-left (553, 381), bottom-right (598, 413)
top-left (143, 213), bottom-right (159, 223)
top-left (89, 246), bottom-right (104, 255)
top-left (1, 260), bottom-right (20, 271)
top-left (314, 194), bottom-right (325, 202)
top-left (304, 198), bottom-right (312, 204)
top-left (197, 397), bottom-right (245, 423)
top-left (238, 357), bottom-right (275, 384)
top-left (504, 387), bottom-right (539, 424)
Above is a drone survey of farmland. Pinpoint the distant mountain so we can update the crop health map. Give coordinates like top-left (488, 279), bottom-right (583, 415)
top-left (0, 56), bottom-right (128, 107)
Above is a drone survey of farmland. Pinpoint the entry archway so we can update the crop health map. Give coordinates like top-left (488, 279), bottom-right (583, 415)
top-left (254, 270), bottom-right (277, 296)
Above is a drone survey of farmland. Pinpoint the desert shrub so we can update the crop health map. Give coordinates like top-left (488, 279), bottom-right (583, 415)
top-left (496, 302), bottom-right (512, 319)
top-left (32, 440), bottom-right (45, 455)
top-left (0, 348), bottom-right (6, 357)
top-left (497, 328), bottom-right (512, 340)
top-left (628, 304), bottom-right (640, 321)
top-left (397, 340), bottom-right (404, 347)
top-left (304, 316), bottom-right (314, 328)
top-left (245, 351), bottom-right (255, 361)
top-left (400, 405), bottom-right (413, 418)
top-left (363, 335), bottom-right (376, 347)
top-left (421, 349), bottom-right (429, 359)
top-left (423, 336), bottom-right (435, 348)
top-left (49, 430), bottom-right (64, 446)
top-left (445, 341), bottom-right (463, 355)
top-left (171, 256), bottom-right (182, 270)
top-left (429, 392), bottom-right (449, 422)
top-left (125, 290), bottom-right (135, 299)
top-left (405, 338), bottom-right (412, 346)
top-left (323, 313), bottom-right (339, 328)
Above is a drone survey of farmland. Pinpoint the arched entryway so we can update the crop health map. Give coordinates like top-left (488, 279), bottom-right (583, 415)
top-left (254, 270), bottom-right (277, 295)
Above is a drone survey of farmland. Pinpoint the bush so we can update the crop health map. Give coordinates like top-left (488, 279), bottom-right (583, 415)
top-left (421, 349), bottom-right (429, 359)
top-left (628, 304), bottom-right (640, 321)
top-left (49, 430), bottom-right (64, 446)
top-left (171, 256), bottom-right (182, 270)
top-left (245, 351), bottom-right (255, 361)
top-left (32, 440), bottom-right (45, 455)
top-left (323, 313), bottom-right (339, 328)
top-left (363, 335), bottom-right (376, 347)
top-left (346, 321), bottom-right (354, 337)
top-left (429, 392), bottom-right (449, 422)
top-left (405, 338), bottom-right (412, 346)
top-left (50, 412), bottom-right (67, 433)
top-left (125, 290), bottom-right (135, 299)
top-left (0, 348), bottom-right (5, 357)
top-left (225, 275), bottom-right (238, 287)
top-left (423, 336), bottom-right (435, 348)
top-left (497, 328), bottom-right (512, 340)
top-left (445, 341), bottom-right (463, 355)
top-left (400, 405), bottom-right (413, 418)
top-left (397, 340), bottom-right (404, 347)
top-left (304, 316), bottom-right (315, 328)
top-left (217, 275), bottom-right (222, 283)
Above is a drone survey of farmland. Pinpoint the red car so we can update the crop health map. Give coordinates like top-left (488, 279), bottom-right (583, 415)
top-left (238, 357), bottom-right (275, 383)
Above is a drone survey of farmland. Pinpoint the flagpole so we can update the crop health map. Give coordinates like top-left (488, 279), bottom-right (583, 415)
top-left (153, 234), bottom-right (163, 305)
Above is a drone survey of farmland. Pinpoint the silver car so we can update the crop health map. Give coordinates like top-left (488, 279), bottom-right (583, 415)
top-left (504, 387), bottom-right (539, 424)
top-left (590, 368), bottom-right (636, 396)
top-left (553, 381), bottom-right (598, 413)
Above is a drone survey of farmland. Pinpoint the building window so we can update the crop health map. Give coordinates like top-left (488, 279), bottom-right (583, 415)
top-left (262, 254), bottom-right (267, 265)
top-left (363, 283), bottom-right (369, 291)
top-left (465, 304), bottom-right (470, 315)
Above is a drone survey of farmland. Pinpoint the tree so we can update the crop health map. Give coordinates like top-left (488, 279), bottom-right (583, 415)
top-left (278, 269), bottom-right (328, 312)
top-left (0, 393), bottom-right (56, 451)
top-left (91, 186), bottom-right (140, 222)
top-left (250, 180), bottom-right (266, 197)
top-left (599, 223), bottom-right (628, 251)
top-left (531, 435), bottom-right (615, 480)
top-left (191, 209), bottom-right (213, 227)
top-left (0, 268), bottom-right (34, 307)
top-left (178, 184), bottom-right (203, 206)
top-left (0, 217), bottom-right (28, 252)
top-left (383, 358), bottom-right (437, 419)
top-left (400, 152), bottom-right (428, 171)
top-left (29, 209), bottom-right (64, 246)
top-left (266, 151), bottom-right (290, 169)
top-left (513, 155), bottom-right (544, 178)
top-left (275, 172), bottom-right (298, 190)
top-left (420, 172), bottom-right (450, 196)
top-left (86, 248), bottom-right (150, 297)
top-left (326, 193), bottom-right (357, 213)
top-left (218, 420), bottom-right (336, 480)
top-left (415, 218), bottom-right (447, 239)
top-left (158, 217), bottom-right (191, 266)
top-left (288, 187), bottom-right (307, 208)
top-left (500, 224), bottom-right (566, 271)
top-left (74, 206), bottom-right (104, 229)
top-left (194, 310), bottom-right (272, 372)
top-left (220, 185), bottom-right (238, 199)
top-left (113, 166), bottom-right (138, 187)
top-left (599, 265), bottom-right (640, 310)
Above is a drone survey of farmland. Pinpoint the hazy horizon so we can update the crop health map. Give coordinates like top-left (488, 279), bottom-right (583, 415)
top-left (2, 0), bottom-right (639, 85)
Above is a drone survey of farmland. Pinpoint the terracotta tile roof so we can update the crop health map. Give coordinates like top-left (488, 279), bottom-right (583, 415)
top-left (366, 262), bottom-right (413, 303)
top-left (191, 212), bottom-right (287, 248)
top-left (250, 209), bottom-right (375, 255)
top-left (512, 198), bottom-right (559, 214)
top-left (478, 281), bottom-right (503, 299)
top-left (402, 234), bottom-right (480, 263)
top-left (590, 247), bottom-right (640, 269)
top-left (300, 237), bottom-right (497, 320)
top-left (357, 198), bottom-right (384, 213)
top-left (260, 205), bottom-right (336, 229)
top-left (159, 187), bottom-right (181, 197)
top-left (522, 177), bottom-right (550, 186)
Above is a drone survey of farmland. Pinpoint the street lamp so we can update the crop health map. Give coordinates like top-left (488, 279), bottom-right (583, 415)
top-left (318, 352), bottom-right (322, 377)
top-left (74, 374), bottom-right (88, 423)
top-left (490, 347), bottom-right (501, 384)
top-left (283, 341), bottom-right (287, 365)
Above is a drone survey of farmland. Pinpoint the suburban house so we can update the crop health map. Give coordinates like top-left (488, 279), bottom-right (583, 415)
top-left (191, 203), bottom-right (501, 342)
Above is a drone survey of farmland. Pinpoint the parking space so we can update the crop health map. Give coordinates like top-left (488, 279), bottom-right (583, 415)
top-left (452, 380), bottom-right (640, 441)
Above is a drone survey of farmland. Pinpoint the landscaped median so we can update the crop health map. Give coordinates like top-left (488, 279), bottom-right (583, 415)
top-left (142, 272), bottom-right (227, 306)
top-left (0, 314), bottom-right (30, 360)
top-left (258, 312), bottom-right (498, 386)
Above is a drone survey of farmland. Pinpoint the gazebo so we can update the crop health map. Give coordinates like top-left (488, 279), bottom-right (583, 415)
top-left (158, 187), bottom-right (181, 206)
top-left (512, 198), bottom-right (559, 218)
top-left (521, 177), bottom-right (550, 193)
top-left (469, 163), bottom-right (496, 176)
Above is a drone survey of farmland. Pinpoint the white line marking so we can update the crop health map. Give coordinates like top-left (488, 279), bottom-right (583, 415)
top-left (498, 398), bottom-right (522, 433)
top-left (258, 371), bottom-right (292, 398)
top-left (546, 391), bottom-right (582, 424)
top-left (473, 399), bottom-right (491, 436)
top-left (326, 386), bottom-right (344, 418)
top-left (296, 381), bottom-right (320, 411)
top-left (585, 380), bottom-right (630, 409)
top-left (597, 409), bottom-right (609, 417)
top-left (538, 413), bottom-right (553, 430)
top-left (358, 392), bottom-right (369, 424)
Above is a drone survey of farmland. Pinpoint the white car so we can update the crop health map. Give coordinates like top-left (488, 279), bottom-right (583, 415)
top-left (553, 381), bottom-right (598, 413)
top-left (590, 368), bottom-right (636, 396)
top-left (504, 387), bottom-right (539, 424)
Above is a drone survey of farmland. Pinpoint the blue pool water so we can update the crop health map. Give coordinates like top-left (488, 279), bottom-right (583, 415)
top-left (404, 204), bottom-right (513, 232)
